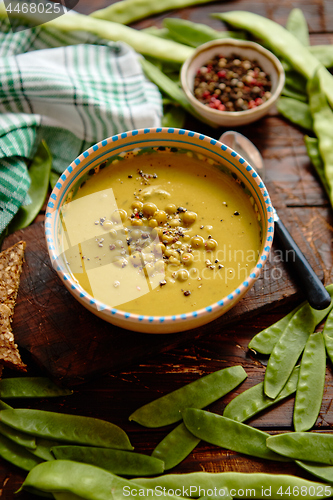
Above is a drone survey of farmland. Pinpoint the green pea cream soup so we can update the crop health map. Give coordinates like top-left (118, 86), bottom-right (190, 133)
top-left (59, 150), bottom-right (261, 316)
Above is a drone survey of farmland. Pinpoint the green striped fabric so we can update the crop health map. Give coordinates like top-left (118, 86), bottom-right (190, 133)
top-left (0, 16), bottom-right (162, 234)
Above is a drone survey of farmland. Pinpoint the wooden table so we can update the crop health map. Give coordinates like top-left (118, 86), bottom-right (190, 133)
top-left (1, 0), bottom-right (333, 497)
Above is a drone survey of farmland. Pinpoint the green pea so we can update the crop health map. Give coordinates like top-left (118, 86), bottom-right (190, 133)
top-left (52, 446), bottom-right (164, 476)
top-left (0, 433), bottom-right (43, 471)
top-left (223, 366), bottom-right (300, 423)
top-left (182, 409), bottom-right (288, 462)
top-left (266, 432), bottom-right (333, 464)
top-left (21, 460), bottom-right (181, 500)
top-left (293, 332), bottom-right (326, 432)
top-left (248, 303), bottom-right (303, 354)
top-left (277, 97), bottom-right (313, 131)
top-left (9, 141), bottom-right (52, 233)
top-left (304, 136), bottom-right (330, 198)
top-left (296, 460), bottom-right (333, 484)
top-left (309, 45), bottom-right (333, 68)
top-left (264, 295), bottom-right (333, 399)
top-left (129, 365), bottom-right (247, 428)
top-left (0, 377), bottom-right (73, 399)
top-left (133, 471), bottom-right (333, 499)
top-left (308, 71), bottom-right (333, 207)
top-left (323, 308), bottom-right (333, 364)
top-left (286, 8), bottom-right (309, 46)
top-left (151, 422), bottom-right (200, 470)
top-left (213, 11), bottom-right (333, 110)
top-left (0, 409), bottom-right (133, 450)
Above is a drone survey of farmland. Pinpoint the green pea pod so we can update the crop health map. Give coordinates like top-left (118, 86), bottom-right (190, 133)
top-left (0, 421), bottom-right (36, 450)
top-left (0, 409), bottom-right (133, 450)
top-left (129, 365), bottom-right (247, 427)
top-left (151, 422), bottom-right (200, 470)
top-left (0, 433), bottom-right (43, 471)
top-left (0, 4), bottom-right (193, 65)
top-left (0, 399), bottom-right (12, 410)
top-left (161, 105), bottom-right (186, 128)
top-left (323, 308), bottom-right (333, 364)
top-left (293, 332), bottom-right (326, 432)
top-left (266, 432), bottom-right (333, 464)
top-left (281, 86), bottom-right (308, 103)
top-left (248, 303), bottom-right (304, 354)
top-left (90, 0), bottom-right (222, 25)
top-left (286, 8), bottom-right (309, 46)
top-left (21, 460), bottom-right (181, 499)
top-left (296, 460), bottom-right (333, 484)
top-left (182, 408), bottom-right (288, 461)
top-left (212, 11), bottom-right (333, 109)
top-left (9, 140), bottom-right (52, 233)
top-left (52, 446), bottom-right (164, 476)
top-left (284, 69), bottom-right (308, 96)
top-left (308, 71), bottom-right (333, 206)
top-left (277, 97), bottom-right (313, 131)
top-left (29, 438), bottom-right (60, 461)
top-left (304, 136), bottom-right (331, 198)
top-left (223, 366), bottom-right (300, 423)
top-left (163, 18), bottom-right (245, 48)
top-left (54, 494), bottom-right (86, 500)
top-left (133, 471), bottom-right (333, 499)
top-left (0, 377), bottom-right (73, 399)
top-left (264, 292), bottom-right (333, 399)
top-left (142, 26), bottom-right (174, 40)
top-left (309, 45), bottom-right (333, 68)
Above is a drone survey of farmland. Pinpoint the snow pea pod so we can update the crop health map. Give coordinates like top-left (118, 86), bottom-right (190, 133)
top-left (0, 377), bottom-right (73, 399)
top-left (309, 45), bottom-right (333, 68)
top-left (264, 292), bottom-right (333, 399)
top-left (0, 409), bottom-right (133, 450)
top-left (296, 460), bottom-right (333, 484)
top-left (213, 11), bottom-right (333, 109)
top-left (9, 141), bottom-right (51, 233)
top-left (0, 4), bottom-right (193, 65)
top-left (90, 0), bottom-right (219, 25)
top-left (281, 86), bottom-right (308, 102)
top-left (161, 105), bottom-right (186, 128)
top-left (0, 433), bottom-right (43, 471)
top-left (266, 432), bottom-right (333, 464)
top-left (163, 18), bottom-right (245, 48)
top-left (308, 71), bottom-right (333, 206)
top-left (286, 8), bottom-right (309, 46)
top-left (277, 97), bottom-right (313, 131)
top-left (223, 366), bottom-right (300, 423)
top-left (29, 438), bottom-right (60, 461)
top-left (248, 303), bottom-right (303, 354)
top-left (323, 308), bottom-right (333, 364)
top-left (21, 460), bottom-right (181, 500)
top-left (182, 409), bottom-right (288, 462)
top-left (52, 446), bottom-right (164, 476)
top-left (133, 472), bottom-right (333, 499)
top-left (0, 421), bottom-right (36, 449)
top-left (304, 136), bottom-right (330, 198)
top-left (293, 331), bottom-right (326, 432)
top-left (129, 365), bottom-right (247, 428)
top-left (151, 422), bottom-right (200, 470)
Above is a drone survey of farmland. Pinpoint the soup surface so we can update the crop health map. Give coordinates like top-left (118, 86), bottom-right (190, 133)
top-left (59, 150), bottom-right (262, 316)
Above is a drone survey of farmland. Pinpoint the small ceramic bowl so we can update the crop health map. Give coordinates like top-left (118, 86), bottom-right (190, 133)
top-left (45, 128), bottom-right (274, 334)
top-left (181, 39), bottom-right (285, 127)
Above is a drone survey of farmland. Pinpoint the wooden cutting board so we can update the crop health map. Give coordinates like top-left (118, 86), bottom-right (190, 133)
top-left (3, 218), bottom-right (323, 385)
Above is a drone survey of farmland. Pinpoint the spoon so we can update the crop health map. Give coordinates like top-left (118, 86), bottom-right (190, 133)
top-left (220, 130), bottom-right (331, 310)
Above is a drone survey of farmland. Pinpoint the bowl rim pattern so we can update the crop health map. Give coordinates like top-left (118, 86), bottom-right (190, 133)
top-left (45, 127), bottom-right (275, 327)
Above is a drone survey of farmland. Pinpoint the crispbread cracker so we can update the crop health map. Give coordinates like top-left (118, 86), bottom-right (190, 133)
top-left (0, 241), bottom-right (27, 371)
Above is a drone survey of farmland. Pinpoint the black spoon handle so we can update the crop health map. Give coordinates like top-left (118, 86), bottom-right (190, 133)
top-left (274, 218), bottom-right (331, 310)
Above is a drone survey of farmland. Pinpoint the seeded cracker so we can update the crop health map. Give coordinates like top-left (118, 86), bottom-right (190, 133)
top-left (0, 241), bottom-right (27, 371)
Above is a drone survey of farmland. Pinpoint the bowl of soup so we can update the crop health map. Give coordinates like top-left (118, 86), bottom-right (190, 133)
top-left (45, 128), bottom-right (274, 334)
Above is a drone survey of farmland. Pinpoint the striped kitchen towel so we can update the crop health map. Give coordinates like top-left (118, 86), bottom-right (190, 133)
top-left (0, 15), bottom-right (162, 234)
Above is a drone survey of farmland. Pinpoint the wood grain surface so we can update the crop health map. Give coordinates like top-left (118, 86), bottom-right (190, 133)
top-left (1, 0), bottom-right (333, 498)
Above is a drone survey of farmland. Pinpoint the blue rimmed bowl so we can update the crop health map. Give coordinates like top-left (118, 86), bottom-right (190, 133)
top-left (45, 128), bottom-right (274, 334)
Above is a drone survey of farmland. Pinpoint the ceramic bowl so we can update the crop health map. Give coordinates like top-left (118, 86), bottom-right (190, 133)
top-left (181, 39), bottom-right (285, 127)
top-left (45, 128), bottom-right (274, 334)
